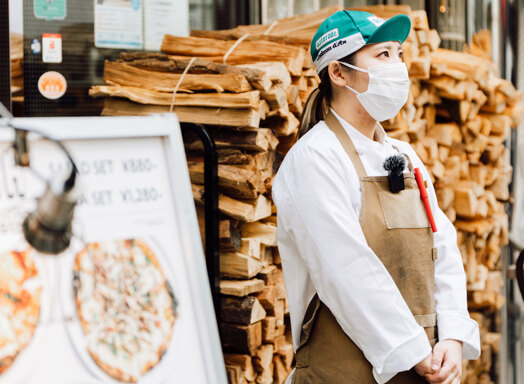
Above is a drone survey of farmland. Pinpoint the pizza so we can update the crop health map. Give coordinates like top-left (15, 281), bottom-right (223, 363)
top-left (73, 239), bottom-right (177, 383)
top-left (0, 249), bottom-right (42, 374)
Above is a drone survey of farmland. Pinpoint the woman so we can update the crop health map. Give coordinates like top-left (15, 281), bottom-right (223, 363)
top-left (272, 10), bottom-right (480, 384)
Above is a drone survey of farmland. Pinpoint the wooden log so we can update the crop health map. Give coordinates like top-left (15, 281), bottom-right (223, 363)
top-left (277, 341), bottom-right (294, 371)
top-left (262, 316), bottom-right (277, 342)
top-left (430, 49), bottom-right (490, 85)
top-left (161, 35), bottom-right (306, 76)
top-left (221, 322), bottom-right (262, 355)
top-left (219, 219), bottom-right (242, 251)
top-left (237, 62), bottom-right (292, 89)
top-left (221, 252), bottom-right (263, 279)
top-left (260, 86), bottom-right (288, 110)
top-left (119, 53), bottom-right (273, 91)
top-left (220, 279), bottom-right (266, 297)
top-left (239, 238), bottom-right (263, 260)
top-left (104, 61), bottom-right (251, 93)
top-left (90, 85), bottom-right (260, 109)
top-left (257, 286), bottom-right (277, 315)
top-left (409, 57), bottom-right (431, 79)
top-left (242, 221), bottom-right (277, 246)
top-left (192, 184), bottom-right (272, 222)
top-left (224, 354), bottom-right (257, 382)
top-left (253, 344), bottom-right (274, 373)
top-left (102, 98), bottom-right (261, 129)
top-left (411, 10), bottom-right (430, 30)
top-left (188, 161), bottom-right (262, 199)
top-left (187, 128), bottom-right (278, 153)
top-left (273, 355), bottom-right (289, 384)
top-left (225, 364), bottom-right (242, 384)
top-left (221, 296), bottom-right (267, 325)
top-left (427, 122), bottom-right (462, 146)
top-left (189, 5), bottom-right (342, 44)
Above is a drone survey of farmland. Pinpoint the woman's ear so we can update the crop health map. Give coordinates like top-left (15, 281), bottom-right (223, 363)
top-left (328, 61), bottom-right (349, 87)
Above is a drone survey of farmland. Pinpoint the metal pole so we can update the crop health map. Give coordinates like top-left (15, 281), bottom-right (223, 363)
top-left (0, 0), bottom-right (11, 113)
top-left (181, 123), bottom-right (221, 326)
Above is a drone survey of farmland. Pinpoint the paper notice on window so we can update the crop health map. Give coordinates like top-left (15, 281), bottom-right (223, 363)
top-left (144, 0), bottom-right (189, 51)
top-left (94, 0), bottom-right (143, 49)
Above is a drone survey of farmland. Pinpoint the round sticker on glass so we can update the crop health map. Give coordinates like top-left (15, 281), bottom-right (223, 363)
top-left (38, 71), bottom-right (67, 100)
top-left (30, 39), bottom-right (41, 55)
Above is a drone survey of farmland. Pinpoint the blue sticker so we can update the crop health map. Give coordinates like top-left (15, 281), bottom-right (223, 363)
top-left (131, 0), bottom-right (140, 11)
top-left (31, 39), bottom-right (42, 55)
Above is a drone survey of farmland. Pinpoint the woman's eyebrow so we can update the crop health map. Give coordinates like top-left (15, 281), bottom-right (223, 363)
top-left (374, 43), bottom-right (397, 51)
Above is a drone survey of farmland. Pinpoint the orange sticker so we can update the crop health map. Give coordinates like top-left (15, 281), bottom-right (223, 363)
top-left (38, 71), bottom-right (67, 100)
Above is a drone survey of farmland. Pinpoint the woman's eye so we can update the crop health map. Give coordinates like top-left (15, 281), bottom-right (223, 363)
top-left (399, 51), bottom-right (403, 58)
top-left (380, 51), bottom-right (389, 57)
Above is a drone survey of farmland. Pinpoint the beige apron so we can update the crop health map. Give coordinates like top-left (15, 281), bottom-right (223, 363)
top-left (292, 113), bottom-right (438, 384)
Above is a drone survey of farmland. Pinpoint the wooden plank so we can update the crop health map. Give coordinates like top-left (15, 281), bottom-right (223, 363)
top-left (102, 98), bottom-right (260, 129)
top-left (90, 85), bottom-right (260, 108)
top-left (104, 61), bottom-right (251, 93)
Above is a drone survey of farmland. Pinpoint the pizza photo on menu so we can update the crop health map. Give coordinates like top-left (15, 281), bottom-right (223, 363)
top-left (73, 239), bottom-right (178, 383)
top-left (0, 249), bottom-right (42, 374)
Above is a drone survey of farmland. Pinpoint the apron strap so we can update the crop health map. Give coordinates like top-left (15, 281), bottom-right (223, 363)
top-left (325, 112), bottom-right (367, 178)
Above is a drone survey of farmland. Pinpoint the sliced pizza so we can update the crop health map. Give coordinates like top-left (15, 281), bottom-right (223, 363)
top-left (0, 249), bottom-right (42, 374)
top-left (74, 239), bottom-right (177, 383)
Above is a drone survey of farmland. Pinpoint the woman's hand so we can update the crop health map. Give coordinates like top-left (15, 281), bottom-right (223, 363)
top-left (424, 340), bottom-right (463, 384)
top-left (414, 352), bottom-right (436, 377)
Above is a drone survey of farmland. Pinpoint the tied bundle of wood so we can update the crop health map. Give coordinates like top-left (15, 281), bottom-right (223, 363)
top-left (10, 33), bottom-right (23, 94)
top-left (364, 7), bottom-right (520, 384)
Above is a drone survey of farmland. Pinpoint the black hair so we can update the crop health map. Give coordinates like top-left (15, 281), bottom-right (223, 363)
top-left (297, 52), bottom-right (357, 139)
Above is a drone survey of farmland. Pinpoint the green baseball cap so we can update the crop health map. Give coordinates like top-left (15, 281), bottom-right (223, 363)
top-left (311, 10), bottom-right (411, 73)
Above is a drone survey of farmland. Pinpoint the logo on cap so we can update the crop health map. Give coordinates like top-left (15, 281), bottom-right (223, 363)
top-left (367, 16), bottom-right (384, 26)
top-left (316, 28), bottom-right (339, 50)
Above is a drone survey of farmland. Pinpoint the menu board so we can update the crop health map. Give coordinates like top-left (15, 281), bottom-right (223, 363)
top-left (0, 114), bottom-right (226, 383)
top-left (94, 0), bottom-right (144, 49)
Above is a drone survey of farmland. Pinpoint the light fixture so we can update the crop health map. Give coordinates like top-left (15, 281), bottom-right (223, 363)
top-left (440, 0), bottom-right (447, 13)
top-left (0, 102), bottom-right (80, 254)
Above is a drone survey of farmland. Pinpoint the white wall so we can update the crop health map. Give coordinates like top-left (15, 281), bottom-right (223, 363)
top-left (9, 0), bottom-right (23, 34)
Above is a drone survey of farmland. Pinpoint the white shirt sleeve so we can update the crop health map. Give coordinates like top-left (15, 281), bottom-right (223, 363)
top-left (403, 145), bottom-right (481, 360)
top-left (275, 144), bottom-right (431, 382)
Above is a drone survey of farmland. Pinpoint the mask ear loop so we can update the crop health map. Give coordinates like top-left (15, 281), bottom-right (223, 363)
top-left (339, 61), bottom-right (368, 95)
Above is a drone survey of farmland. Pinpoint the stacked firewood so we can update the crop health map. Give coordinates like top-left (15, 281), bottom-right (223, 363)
top-left (365, 7), bottom-right (520, 384)
top-left (90, 5), bottom-right (521, 383)
top-left (90, 8), bottom-right (344, 384)
top-left (9, 33), bottom-right (23, 94)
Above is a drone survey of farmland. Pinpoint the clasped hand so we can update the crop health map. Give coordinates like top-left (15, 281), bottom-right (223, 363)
top-left (414, 340), bottom-right (463, 384)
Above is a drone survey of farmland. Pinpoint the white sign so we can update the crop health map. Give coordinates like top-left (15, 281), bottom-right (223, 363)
top-left (0, 114), bottom-right (227, 384)
top-left (42, 33), bottom-right (62, 63)
top-left (144, 0), bottom-right (189, 51)
top-left (94, 0), bottom-right (144, 49)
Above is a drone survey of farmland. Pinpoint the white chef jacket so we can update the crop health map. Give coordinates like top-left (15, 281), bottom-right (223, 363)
top-left (272, 108), bottom-right (481, 384)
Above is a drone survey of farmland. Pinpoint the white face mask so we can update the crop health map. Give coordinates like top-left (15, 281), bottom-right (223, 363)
top-left (339, 61), bottom-right (410, 122)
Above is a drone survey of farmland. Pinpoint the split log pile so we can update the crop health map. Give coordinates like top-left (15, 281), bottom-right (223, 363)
top-left (89, 7), bottom-right (344, 384)
top-left (366, 6), bottom-right (520, 383)
top-left (9, 33), bottom-right (23, 94)
top-left (90, 5), bottom-right (521, 383)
